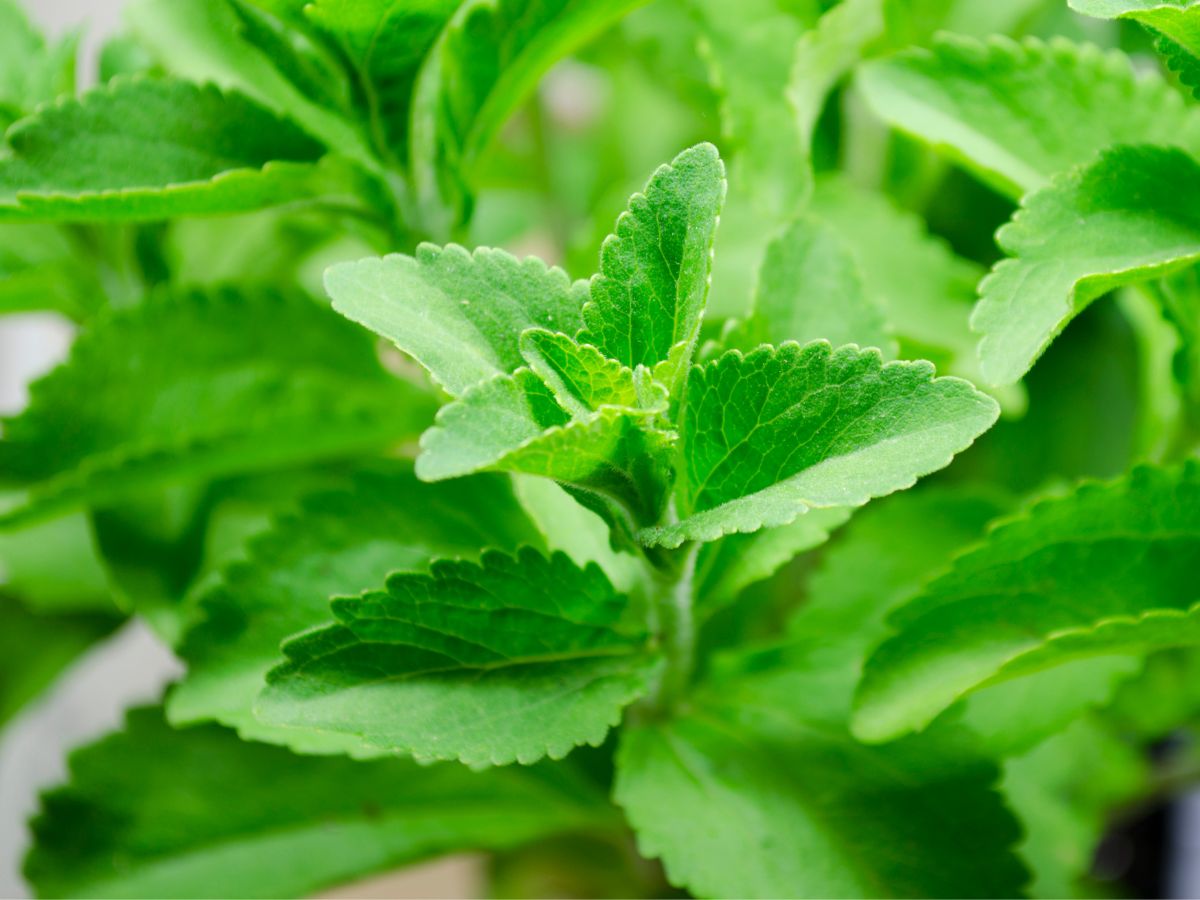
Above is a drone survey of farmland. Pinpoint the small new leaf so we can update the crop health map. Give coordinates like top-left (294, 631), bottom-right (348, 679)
top-left (580, 143), bottom-right (726, 380)
top-left (257, 548), bottom-right (661, 766)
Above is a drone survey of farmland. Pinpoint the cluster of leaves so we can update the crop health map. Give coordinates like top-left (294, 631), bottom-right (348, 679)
top-left (5, 0), bottom-right (1200, 898)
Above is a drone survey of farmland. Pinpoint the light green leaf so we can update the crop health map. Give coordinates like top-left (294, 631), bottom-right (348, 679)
top-left (579, 142), bottom-right (726, 379)
top-left (257, 548), bottom-right (660, 766)
top-left (227, 0), bottom-right (351, 115)
top-left (640, 342), bottom-right (998, 548)
top-left (127, 0), bottom-right (376, 169)
top-left (857, 35), bottom-right (1200, 199)
top-left (304, 0), bottom-right (458, 165)
top-left (615, 645), bottom-right (1028, 899)
top-left (24, 706), bottom-right (610, 899)
top-left (169, 465), bottom-right (542, 752)
top-left (725, 215), bottom-right (894, 355)
top-left (696, 507), bottom-right (851, 617)
top-left (0, 513), bottom-right (112, 613)
top-left (0, 287), bottom-right (434, 528)
top-left (0, 594), bottom-right (119, 727)
top-left (326, 244), bottom-right (586, 397)
top-left (0, 0), bottom-right (76, 129)
top-left (790, 0), bottom-right (886, 160)
top-left (973, 145), bottom-right (1200, 386)
top-left (1070, 0), bottom-right (1200, 57)
top-left (791, 485), bottom-right (1009, 654)
top-left (411, 0), bottom-right (650, 232)
top-left (417, 334), bottom-right (673, 527)
top-left (0, 224), bottom-right (100, 318)
top-left (853, 462), bottom-right (1200, 743)
top-left (1002, 715), bottom-right (1148, 898)
top-left (0, 77), bottom-right (356, 222)
top-left (805, 176), bottom-right (1007, 404)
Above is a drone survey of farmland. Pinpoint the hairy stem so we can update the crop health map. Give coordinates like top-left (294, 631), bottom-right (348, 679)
top-left (645, 542), bottom-right (699, 712)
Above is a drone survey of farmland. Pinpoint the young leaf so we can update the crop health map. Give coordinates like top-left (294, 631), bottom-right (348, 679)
top-left (304, 0), bottom-right (458, 165)
top-left (416, 332), bottom-right (673, 527)
top-left (857, 35), bottom-right (1200, 199)
top-left (24, 706), bottom-right (610, 899)
top-left (0, 594), bottom-right (119, 727)
top-left (325, 244), bottom-right (586, 397)
top-left (257, 548), bottom-right (661, 766)
top-left (1069, 0), bottom-right (1200, 57)
top-left (853, 462), bottom-right (1200, 743)
top-left (168, 465), bottom-right (542, 752)
top-left (0, 77), bottom-right (356, 222)
top-left (411, 0), bottom-right (650, 231)
top-left (579, 142), bottom-right (725, 380)
top-left (973, 145), bottom-right (1200, 387)
top-left (725, 215), bottom-right (894, 355)
top-left (639, 342), bottom-right (999, 548)
top-left (615, 646), bottom-right (1028, 899)
top-left (0, 287), bottom-right (434, 528)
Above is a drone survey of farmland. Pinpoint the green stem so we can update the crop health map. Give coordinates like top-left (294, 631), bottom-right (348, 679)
top-left (646, 542), bottom-right (698, 712)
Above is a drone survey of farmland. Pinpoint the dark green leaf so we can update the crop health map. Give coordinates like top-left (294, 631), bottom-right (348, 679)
top-left (257, 548), bottom-right (660, 766)
top-left (169, 464), bottom-right (543, 752)
top-left (25, 706), bottom-right (611, 898)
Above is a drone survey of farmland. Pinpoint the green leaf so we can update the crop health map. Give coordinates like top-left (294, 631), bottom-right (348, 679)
top-left (791, 485), bottom-right (1010, 654)
top-left (857, 35), bottom-right (1200, 199)
top-left (853, 462), bottom-right (1200, 743)
top-left (24, 706), bottom-right (610, 899)
top-left (257, 548), bottom-right (660, 766)
top-left (1156, 32), bottom-right (1200, 101)
top-left (973, 145), bottom-right (1200, 386)
top-left (805, 176), bottom-right (1005, 403)
top-left (579, 143), bottom-right (725, 384)
top-left (696, 507), bottom-right (852, 618)
top-left (1070, 0), bottom-right (1200, 57)
top-left (304, 0), bottom-right (458, 165)
top-left (0, 0), bottom-right (76, 129)
top-left (1002, 715), bottom-right (1148, 898)
top-left (614, 646), bottom-right (1028, 899)
top-left (0, 224), bottom-right (101, 318)
top-left (0, 77), bottom-right (358, 222)
top-left (169, 465), bottom-right (542, 752)
top-left (326, 244), bottom-right (586, 397)
top-left (725, 215), bottom-right (894, 355)
top-left (227, 0), bottom-right (352, 115)
top-left (127, 0), bottom-right (377, 170)
top-left (789, 0), bottom-right (886, 165)
top-left (0, 594), bottom-right (119, 727)
top-left (0, 287), bottom-right (434, 528)
top-left (416, 333), bottom-right (673, 527)
top-left (411, 0), bottom-right (650, 232)
top-left (640, 342), bottom-right (998, 548)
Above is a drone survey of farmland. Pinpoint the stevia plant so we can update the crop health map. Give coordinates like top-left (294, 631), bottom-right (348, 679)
top-left (5, 0), bottom-right (1200, 898)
